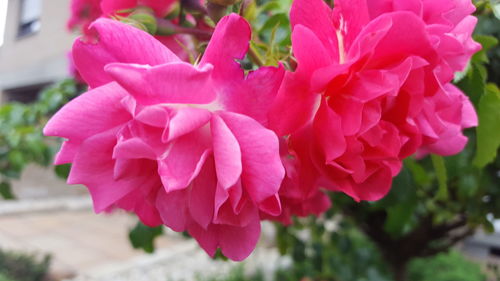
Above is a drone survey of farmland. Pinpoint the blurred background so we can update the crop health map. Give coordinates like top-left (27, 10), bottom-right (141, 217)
top-left (0, 0), bottom-right (499, 281)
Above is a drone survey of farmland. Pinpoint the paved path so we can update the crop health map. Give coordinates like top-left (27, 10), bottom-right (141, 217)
top-left (0, 206), bottom-right (186, 279)
top-left (0, 199), bottom-right (283, 281)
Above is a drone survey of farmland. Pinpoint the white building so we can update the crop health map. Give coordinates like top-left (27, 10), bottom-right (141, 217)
top-left (0, 0), bottom-right (75, 103)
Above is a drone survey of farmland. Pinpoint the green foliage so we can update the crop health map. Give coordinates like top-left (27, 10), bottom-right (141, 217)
top-left (408, 251), bottom-right (485, 281)
top-left (0, 273), bottom-right (14, 281)
top-left (0, 79), bottom-right (78, 199)
top-left (275, 219), bottom-right (392, 281)
top-left (272, 5), bottom-right (500, 280)
top-left (128, 222), bottom-right (164, 253)
top-left (269, 220), bottom-right (487, 281)
top-left (120, 3), bottom-right (499, 280)
top-left (474, 83), bottom-right (500, 167)
top-left (0, 248), bottom-right (51, 281)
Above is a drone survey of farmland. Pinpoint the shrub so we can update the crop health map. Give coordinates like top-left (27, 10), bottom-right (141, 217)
top-left (408, 251), bottom-right (486, 281)
top-left (0, 249), bottom-right (51, 281)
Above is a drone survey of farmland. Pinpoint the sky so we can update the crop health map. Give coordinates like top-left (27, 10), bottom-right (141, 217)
top-left (0, 0), bottom-right (7, 47)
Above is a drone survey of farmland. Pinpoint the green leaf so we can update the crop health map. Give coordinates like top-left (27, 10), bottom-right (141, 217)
top-left (243, 0), bottom-right (258, 22)
top-left (380, 168), bottom-right (417, 237)
top-left (0, 182), bottom-right (15, 200)
top-left (129, 13), bottom-right (158, 35)
top-left (128, 222), bottom-right (163, 253)
top-left (405, 158), bottom-right (432, 187)
top-left (431, 155), bottom-right (448, 201)
top-left (471, 35), bottom-right (498, 64)
top-left (54, 164), bottom-right (71, 180)
top-left (474, 84), bottom-right (500, 168)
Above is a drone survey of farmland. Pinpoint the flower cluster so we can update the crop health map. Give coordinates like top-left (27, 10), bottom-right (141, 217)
top-left (269, 0), bottom-right (480, 204)
top-left (47, 0), bottom-right (480, 260)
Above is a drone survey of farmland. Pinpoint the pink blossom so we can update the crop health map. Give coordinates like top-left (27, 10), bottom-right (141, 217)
top-left (67, 0), bottom-right (202, 61)
top-left (100, 0), bottom-right (176, 17)
top-left (365, 0), bottom-right (481, 76)
top-left (67, 0), bottom-right (102, 34)
top-left (262, 138), bottom-right (331, 225)
top-left (45, 14), bottom-right (285, 261)
top-left (269, 0), bottom-right (479, 201)
top-left (416, 83), bottom-right (478, 157)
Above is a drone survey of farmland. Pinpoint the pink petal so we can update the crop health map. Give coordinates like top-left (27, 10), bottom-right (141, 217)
top-left (258, 194), bottom-right (282, 217)
top-left (113, 137), bottom-right (157, 160)
top-left (292, 25), bottom-right (334, 74)
top-left (332, 0), bottom-right (371, 50)
top-left (211, 114), bottom-right (242, 189)
top-left (44, 82), bottom-right (130, 141)
top-left (189, 158), bottom-right (217, 229)
top-left (100, 0), bottom-right (136, 15)
top-left (362, 12), bottom-right (436, 68)
top-left (220, 64), bottom-right (285, 126)
top-left (351, 166), bottom-right (393, 201)
top-left (290, 0), bottom-right (339, 61)
top-left (67, 129), bottom-right (137, 212)
top-left (313, 98), bottom-right (346, 162)
top-left (269, 72), bottom-right (320, 136)
top-left (105, 62), bottom-right (216, 105)
top-left (54, 140), bottom-right (81, 165)
top-left (135, 105), bottom-right (170, 128)
top-left (188, 223), bottom-right (218, 257)
top-left (218, 112), bottom-right (284, 204)
top-left (158, 129), bottom-right (211, 192)
top-left (165, 107), bottom-right (212, 142)
top-left (218, 216), bottom-right (261, 261)
top-left (156, 188), bottom-right (188, 232)
top-left (73, 18), bottom-right (180, 87)
top-left (200, 14), bottom-right (250, 83)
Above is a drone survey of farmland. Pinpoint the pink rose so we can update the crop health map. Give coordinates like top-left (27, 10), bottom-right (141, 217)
top-left (100, 0), bottom-right (176, 17)
top-left (68, 0), bottom-right (197, 61)
top-left (269, 0), bottom-right (479, 201)
top-left (416, 83), bottom-right (478, 157)
top-left (262, 138), bottom-right (331, 225)
top-left (45, 14), bottom-right (285, 261)
top-left (365, 0), bottom-right (481, 76)
top-left (67, 0), bottom-right (102, 35)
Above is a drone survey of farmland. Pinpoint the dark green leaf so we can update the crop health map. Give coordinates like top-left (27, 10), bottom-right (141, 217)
top-left (128, 222), bottom-right (163, 253)
top-left (0, 182), bottom-right (15, 200)
top-left (431, 155), bottom-right (448, 201)
top-left (474, 84), bottom-right (500, 167)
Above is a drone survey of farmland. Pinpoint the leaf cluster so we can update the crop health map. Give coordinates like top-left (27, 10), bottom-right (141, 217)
top-left (0, 79), bottom-right (79, 199)
top-left (0, 248), bottom-right (51, 281)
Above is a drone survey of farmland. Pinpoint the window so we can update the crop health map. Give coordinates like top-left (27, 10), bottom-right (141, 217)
top-left (17, 0), bottom-right (41, 38)
top-left (4, 82), bottom-right (50, 104)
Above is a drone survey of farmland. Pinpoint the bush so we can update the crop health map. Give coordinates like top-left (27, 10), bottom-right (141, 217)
top-left (0, 273), bottom-right (14, 281)
top-left (408, 251), bottom-right (486, 281)
top-left (0, 249), bottom-right (51, 281)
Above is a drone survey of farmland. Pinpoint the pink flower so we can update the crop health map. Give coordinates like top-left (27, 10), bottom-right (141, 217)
top-left (365, 0), bottom-right (481, 76)
top-left (269, 0), bottom-right (479, 201)
top-left (416, 83), bottom-right (478, 157)
top-left (45, 14), bottom-right (285, 261)
top-left (100, 0), bottom-right (176, 17)
top-left (262, 138), bottom-right (331, 225)
top-left (67, 0), bottom-right (102, 34)
top-left (67, 0), bottom-right (202, 61)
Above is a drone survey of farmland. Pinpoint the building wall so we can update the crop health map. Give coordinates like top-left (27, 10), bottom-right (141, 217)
top-left (0, 0), bottom-right (75, 100)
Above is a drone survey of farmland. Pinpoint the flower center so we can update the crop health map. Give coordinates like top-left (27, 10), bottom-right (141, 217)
top-left (336, 17), bottom-right (347, 64)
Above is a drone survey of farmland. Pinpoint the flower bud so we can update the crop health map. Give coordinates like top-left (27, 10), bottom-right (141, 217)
top-left (181, 0), bottom-right (207, 14)
top-left (128, 12), bottom-right (158, 34)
